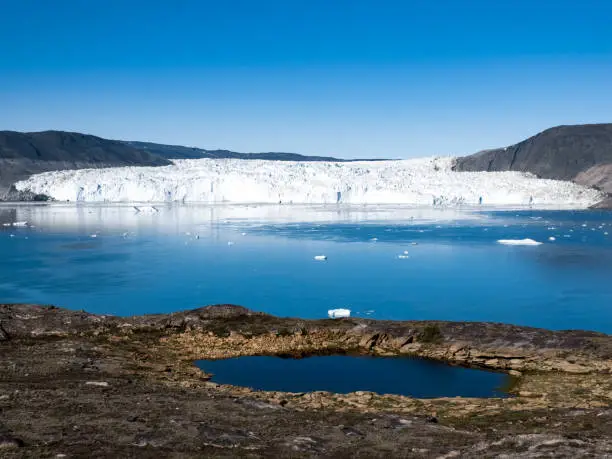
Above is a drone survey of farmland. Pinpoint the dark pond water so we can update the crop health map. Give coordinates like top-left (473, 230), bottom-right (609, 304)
top-left (195, 355), bottom-right (512, 398)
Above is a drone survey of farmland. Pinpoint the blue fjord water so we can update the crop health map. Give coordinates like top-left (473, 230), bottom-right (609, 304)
top-left (0, 204), bottom-right (611, 333)
top-left (195, 355), bottom-right (511, 398)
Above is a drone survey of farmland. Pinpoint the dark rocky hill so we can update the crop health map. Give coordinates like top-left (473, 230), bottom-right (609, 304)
top-left (0, 131), bottom-right (171, 200)
top-left (453, 124), bottom-right (612, 199)
top-left (122, 140), bottom-right (385, 162)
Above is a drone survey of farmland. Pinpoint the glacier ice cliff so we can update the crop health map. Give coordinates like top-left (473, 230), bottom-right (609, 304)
top-left (14, 157), bottom-right (604, 207)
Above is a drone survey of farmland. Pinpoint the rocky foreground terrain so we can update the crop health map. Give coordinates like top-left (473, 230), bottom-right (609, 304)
top-left (1, 304), bottom-right (611, 458)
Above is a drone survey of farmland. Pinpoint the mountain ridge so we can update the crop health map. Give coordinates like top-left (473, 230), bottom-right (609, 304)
top-left (453, 123), bottom-right (612, 192)
top-left (0, 130), bottom-right (374, 200)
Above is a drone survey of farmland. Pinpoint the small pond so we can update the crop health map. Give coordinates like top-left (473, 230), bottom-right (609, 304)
top-left (195, 355), bottom-right (512, 398)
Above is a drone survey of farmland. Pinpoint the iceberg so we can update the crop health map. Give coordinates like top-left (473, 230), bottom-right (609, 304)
top-left (497, 239), bottom-right (543, 246)
top-left (328, 308), bottom-right (351, 319)
top-left (14, 157), bottom-right (604, 207)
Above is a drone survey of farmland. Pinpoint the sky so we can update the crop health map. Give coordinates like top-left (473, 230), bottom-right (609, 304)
top-left (1, 0), bottom-right (611, 159)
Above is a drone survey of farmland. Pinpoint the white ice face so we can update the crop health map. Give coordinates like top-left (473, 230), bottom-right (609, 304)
top-left (15, 157), bottom-right (604, 208)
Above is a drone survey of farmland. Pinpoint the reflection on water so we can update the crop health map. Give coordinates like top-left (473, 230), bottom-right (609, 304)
top-left (0, 204), bottom-right (611, 333)
top-left (1, 202), bottom-right (488, 232)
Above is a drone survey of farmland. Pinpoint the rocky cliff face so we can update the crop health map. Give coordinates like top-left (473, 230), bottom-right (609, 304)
top-left (453, 124), bottom-right (612, 207)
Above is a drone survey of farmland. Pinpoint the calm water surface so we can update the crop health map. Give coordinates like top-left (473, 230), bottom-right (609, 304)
top-left (196, 355), bottom-right (512, 398)
top-left (1, 204), bottom-right (611, 332)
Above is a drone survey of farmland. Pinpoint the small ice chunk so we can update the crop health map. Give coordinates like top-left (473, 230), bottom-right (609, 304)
top-left (397, 254), bottom-right (410, 259)
top-left (9, 234), bottom-right (15, 238)
top-left (328, 308), bottom-right (350, 319)
top-left (227, 241), bottom-right (234, 246)
top-left (403, 250), bottom-right (409, 255)
top-left (370, 237), bottom-right (378, 242)
top-left (497, 238), bottom-right (542, 246)
top-left (582, 224), bottom-right (587, 227)
top-left (314, 255), bottom-right (327, 261)
top-left (3, 221), bottom-right (28, 227)
top-left (548, 236), bottom-right (556, 241)
top-left (90, 234), bottom-right (98, 238)
top-left (241, 232), bottom-right (247, 236)
top-left (411, 242), bottom-right (418, 245)
top-left (605, 232), bottom-right (609, 236)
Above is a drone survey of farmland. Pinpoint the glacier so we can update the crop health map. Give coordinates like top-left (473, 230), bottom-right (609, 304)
top-left (14, 157), bottom-right (604, 207)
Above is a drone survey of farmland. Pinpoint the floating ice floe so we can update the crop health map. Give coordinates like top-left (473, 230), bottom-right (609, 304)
top-left (328, 308), bottom-right (351, 319)
top-left (314, 255), bottom-right (327, 261)
top-left (548, 236), bottom-right (556, 241)
top-left (497, 238), bottom-right (543, 246)
top-left (2, 221), bottom-right (28, 227)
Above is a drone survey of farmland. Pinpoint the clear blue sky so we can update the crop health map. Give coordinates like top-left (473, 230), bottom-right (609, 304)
top-left (1, 0), bottom-right (611, 158)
